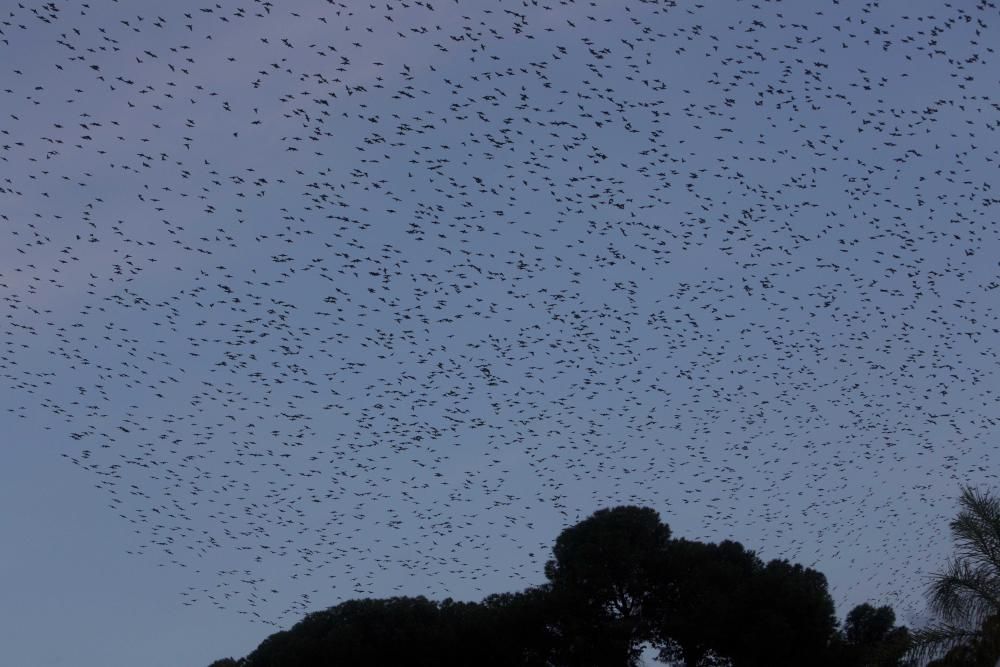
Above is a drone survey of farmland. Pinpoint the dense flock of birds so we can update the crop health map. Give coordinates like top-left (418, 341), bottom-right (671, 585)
top-left (2, 0), bottom-right (998, 627)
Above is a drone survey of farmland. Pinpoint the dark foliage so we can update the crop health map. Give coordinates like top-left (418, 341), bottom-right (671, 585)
top-left (654, 538), bottom-right (761, 666)
top-left (212, 505), bottom-right (909, 667)
top-left (544, 506), bottom-right (672, 666)
top-left (236, 594), bottom-right (552, 667)
top-left (925, 614), bottom-right (1000, 667)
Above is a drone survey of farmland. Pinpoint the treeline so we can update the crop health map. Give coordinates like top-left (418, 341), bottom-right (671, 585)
top-left (209, 506), bottom-right (911, 666)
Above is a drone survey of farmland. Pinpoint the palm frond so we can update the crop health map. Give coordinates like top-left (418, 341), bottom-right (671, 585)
top-left (909, 487), bottom-right (1000, 666)
top-left (903, 621), bottom-right (982, 665)
top-left (926, 558), bottom-right (1000, 627)
top-left (952, 487), bottom-right (1000, 576)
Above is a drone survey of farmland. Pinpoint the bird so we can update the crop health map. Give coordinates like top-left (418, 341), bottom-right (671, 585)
top-left (1, 0), bottom-right (997, 630)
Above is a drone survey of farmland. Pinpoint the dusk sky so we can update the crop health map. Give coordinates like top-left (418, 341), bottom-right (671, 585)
top-left (1, 1), bottom-right (998, 665)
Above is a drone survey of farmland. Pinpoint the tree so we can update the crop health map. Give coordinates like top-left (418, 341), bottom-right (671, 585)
top-left (544, 506), bottom-right (672, 667)
top-left (652, 541), bottom-right (837, 667)
top-left (210, 504), bottom-right (876, 667)
top-left (653, 538), bottom-right (761, 667)
top-left (237, 596), bottom-right (462, 667)
top-left (908, 487), bottom-right (1000, 667)
top-left (826, 603), bottom-right (910, 666)
top-left (845, 603), bottom-right (898, 646)
top-left (222, 592), bottom-right (556, 667)
top-left (481, 586), bottom-right (560, 666)
top-left (724, 557), bottom-right (837, 667)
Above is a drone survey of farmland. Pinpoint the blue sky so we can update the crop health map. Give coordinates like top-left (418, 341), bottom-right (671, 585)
top-left (2, 0), bottom-right (998, 665)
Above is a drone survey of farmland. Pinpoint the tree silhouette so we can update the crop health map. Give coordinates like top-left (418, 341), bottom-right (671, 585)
top-left (845, 603), bottom-right (899, 646)
top-left (543, 506), bottom-right (672, 666)
top-left (908, 487), bottom-right (1000, 667)
top-left (232, 593), bottom-right (556, 667)
top-left (480, 586), bottom-right (560, 666)
top-left (209, 504), bottom-right (908, 667)
top-left (651, 540), bottom-right (837, 667)
top-left (826, 603), bottom-right (910, 667)
top-left (926, 614), bottom-right (1000, 667)
top-left (725, 559), bottom-right (836, 666)
top-left (238, 596), bottom-right (458, 666)
top-left (653, 538), bottom-right (761, 666)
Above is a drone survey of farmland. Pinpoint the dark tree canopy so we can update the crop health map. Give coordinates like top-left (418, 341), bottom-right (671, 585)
top-left (653, 542), bottom-right (839, 667)
top-left (544, 506), bottom-right (672, 666)
top-left (821, 603), bottom-right (910, 667)
top-left (925, 613), bottom-right (1000, 667)
top-left (211, 505), bottom-right (910, 667)
top-left (243, 597), bottom-right (459, 667)
top-left (654, 538), bottom-right (763, 667)
top-left (232, 591), bottom-right (556, 667)
top-left (544, 505), bottom-right (671, 617)
top-left (737, 558), bottom-right (837, 666)
top-left (845, 603), bottom-right (899, 646)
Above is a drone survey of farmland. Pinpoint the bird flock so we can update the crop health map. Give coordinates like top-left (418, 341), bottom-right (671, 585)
top-left (2, 0), bottom-right (998, 627)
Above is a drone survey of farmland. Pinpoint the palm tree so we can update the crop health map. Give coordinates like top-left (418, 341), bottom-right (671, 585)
top-left (908, 486), bottom-right (1000, 667)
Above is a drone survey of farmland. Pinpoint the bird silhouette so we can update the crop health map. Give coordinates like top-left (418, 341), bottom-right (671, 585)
top-left (1, 0), bottom-right (997, 628)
